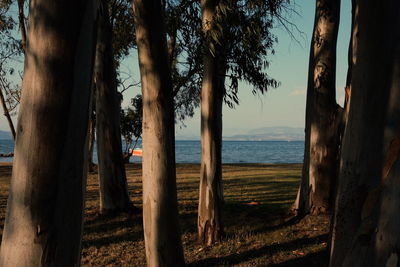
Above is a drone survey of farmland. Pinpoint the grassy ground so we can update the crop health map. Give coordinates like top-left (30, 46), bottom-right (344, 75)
top-left (0, 163), bottom-right (330, 266)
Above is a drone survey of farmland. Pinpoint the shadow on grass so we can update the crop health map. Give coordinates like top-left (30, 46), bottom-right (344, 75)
top-left (188, 234), bottom-right (328, 267)
top-left (82, 230), bottom-right (143, 248)
top-left (83, 214), bottom-right (142, 235)
top-left (268, 250), bottom-right (328, 267)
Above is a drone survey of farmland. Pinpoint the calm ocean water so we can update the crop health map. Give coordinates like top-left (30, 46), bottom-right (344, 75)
top-left (0, 139), bottom-right (304, 164)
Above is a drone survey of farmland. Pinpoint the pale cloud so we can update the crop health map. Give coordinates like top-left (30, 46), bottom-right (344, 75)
top-left (289, 89), bottom-right (306, 96)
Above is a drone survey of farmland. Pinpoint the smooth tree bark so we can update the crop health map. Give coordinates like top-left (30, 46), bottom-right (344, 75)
top-left (94, 0), bottom-right (132, 215)
top-left (0, 0), bottom-right (97, 266)
top-left (133, 0), bottom-right (185, 266)
top-left (329, 1), bottom-right (399, 266)
top-left (198, 0), bottom-right (226, 245)
top-left (294, 0), bottom-right (341, 216)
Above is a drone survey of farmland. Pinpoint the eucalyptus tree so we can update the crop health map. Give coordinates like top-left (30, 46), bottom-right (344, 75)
top-left (132, 0), bottom-right (185, 265)
top-left (0, 0), bottom-right (97, 265)
top-left (94, 0), bottom-right (135, 215)
top-left (294, 0), bottom-right (341, 216)
top-left (329, 0), bottom-right (400, 265)
top-left (198, 0), bottom-right (286, 244)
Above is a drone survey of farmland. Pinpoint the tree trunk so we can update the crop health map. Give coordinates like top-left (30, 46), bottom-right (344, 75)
top-left (0, 86), bottom-right (16, 140)
top-left (308, 0), bottom-right (341, 214)
top-left (95, 0), bottom-right (132, 215)
top-left (0, 0), bottom-right (97, 266)
top-left (338, 10), bottom-right (400, 266)
top-left (88, 85), bottom-right (96, 173)
top-left (329, 1), bottom-right (399, 266)
top-left (294, 0), bottom-right (341, 216)
top-left (342, 0), bottom-right (357, 123)
top-left (198, 0), bottom-right (226, 246)
top-left (133, 0), bottom-right (185, 266)
top-left (17, 0), bottom-right (27, 52)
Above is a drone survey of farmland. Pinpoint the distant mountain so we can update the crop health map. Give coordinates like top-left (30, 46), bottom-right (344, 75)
top-left (0, 130), bottom-right (12, 140)
top-left (176, 126), bottom-right (304, 141)
top-left (224, 127), bottom-right (304, 141)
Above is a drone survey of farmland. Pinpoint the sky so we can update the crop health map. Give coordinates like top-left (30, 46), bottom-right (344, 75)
top-left (0, 1), bottom-right (352, 138)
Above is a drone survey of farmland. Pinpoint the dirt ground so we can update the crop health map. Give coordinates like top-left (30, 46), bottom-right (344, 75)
top-left (0, 163), bottom-right (329, 266)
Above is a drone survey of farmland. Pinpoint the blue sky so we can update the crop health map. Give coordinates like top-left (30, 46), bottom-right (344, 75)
top-left (0, 1), bottom-right (352, 138)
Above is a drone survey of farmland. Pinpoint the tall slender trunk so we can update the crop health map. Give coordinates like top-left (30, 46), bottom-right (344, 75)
top-left (0, 0), bottom-right (97, 265)
top-left (95, 0), bottom-right (131, 214)
top-left (294, 0), bottom-right (341, 216)
top-left (17, 0), bottom-right (27, 52)
top-left (133, 0), bottom-right (185, 266)
top-left (308, 0), bottom-right (341, 214)
top-left (342, 0), bottom-right (357, 121)
top-left (329, 1), bottom-right (399, 266)
top-left (198, 0), bottom-right (226, 245)
top-left (88, 85), bottom-right (96, 173)
top-left (0, 82), bottom-right (16, 140)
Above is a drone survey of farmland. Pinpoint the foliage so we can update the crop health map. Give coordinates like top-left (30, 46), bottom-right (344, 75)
top-left (165, 0), bottom-right (203, 123)
top-left (120, 94), bottom-right (142, 153)
top-left (0, 1), bottom-right (23, 117)
top-left (212, 0), bottom-right (289, 108)
top-left (164, 0), bottom-right (291, 114)
top-left (108, 0), bottom-right (136, 68)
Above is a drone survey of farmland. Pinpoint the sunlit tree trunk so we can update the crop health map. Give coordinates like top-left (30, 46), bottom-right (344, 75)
top-left (198, 0), bottom-right (226, 245)
top-left (133, 0), bottom-right (185, 266)
top-left (329, 1), bottom-right (399, 266)
top-left (0, 0), bottom-right (97, 266)
top-left (294, 0), bottom-right (341, 216)
top-left (95, 0), bottom-right (132, 215)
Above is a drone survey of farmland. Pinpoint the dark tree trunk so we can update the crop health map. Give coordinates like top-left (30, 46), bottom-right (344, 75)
top-left (95, 0), bottom-right (132, 215)
top-left (17, 0), bottom-right (27, 52)
top-left (87, 86), bottom-right (96, 173)
top-left (342, 0), bottom-right (357, 125)
top-left (329, 1), bottom-right (400, 266)
top-left (0, 0), bottom-right (97, 265)
top-left (294, 0), bottom-right (341, 216)
top-left (198, 0), bottom-right (226, 246)
top-left (336, 9), bottom-right (400, 266)
top-left (0, 85), bottom-right (16, 140)
top-left (133, 0), bottom-right (185, 266)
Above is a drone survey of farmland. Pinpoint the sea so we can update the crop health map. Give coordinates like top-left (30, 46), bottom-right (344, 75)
top-left (0, 139), bottom-right (304, 164)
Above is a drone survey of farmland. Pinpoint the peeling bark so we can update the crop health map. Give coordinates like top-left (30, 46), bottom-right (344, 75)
top-left (133, 0), bottom-right (185, 266)
top-left (329, 1), bottom-right (400, 266)
top-left (294, 0), bottom-right (341, 216)
top-left (0, 0), bottom-right (97, 265)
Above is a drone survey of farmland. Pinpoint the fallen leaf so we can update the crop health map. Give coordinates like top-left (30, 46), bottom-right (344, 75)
top-left (246, 201), bottom-right (259, 205)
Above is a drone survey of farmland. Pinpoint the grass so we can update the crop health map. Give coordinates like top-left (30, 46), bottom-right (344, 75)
top-left (0, 163), bottom-right (330, 266)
